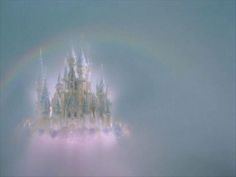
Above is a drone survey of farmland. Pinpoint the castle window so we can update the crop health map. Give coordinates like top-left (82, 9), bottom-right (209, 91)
top-left (74, 112), bottom-right (77, 117)
top-left (68, 112), bottom-right (71, 118)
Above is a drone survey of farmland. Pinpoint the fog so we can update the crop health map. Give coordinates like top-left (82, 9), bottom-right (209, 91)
top-left (0, 0), bottom-right (235, 176)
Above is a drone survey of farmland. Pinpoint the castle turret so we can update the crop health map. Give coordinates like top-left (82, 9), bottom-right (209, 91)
top-left (56, 73), bottom-right (63, 93)
top-left (52, 74), bottom-right (63, 117)
top-left (36, 50), bottom-right (51, 117)
top-left (76, 49), bottom-right (88, 80)
top-left (66, 51), bottom-right (77, 91)
top-left (96, 78), bottom-right (106, 118)
top-left (39, 79), bottom-right (50, 117)
top-left (105, 87), bottom-right (112, 117)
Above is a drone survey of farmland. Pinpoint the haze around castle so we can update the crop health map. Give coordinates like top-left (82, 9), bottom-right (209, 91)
top-left (24, 47), bottom-right (129, 139)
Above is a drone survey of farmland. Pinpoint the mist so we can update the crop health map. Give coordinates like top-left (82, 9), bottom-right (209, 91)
top-left (0, 0), bottom-right (235, 176)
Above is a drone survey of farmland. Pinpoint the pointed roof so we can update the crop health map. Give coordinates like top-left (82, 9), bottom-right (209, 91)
top-left (57, 73), bottom-right (61, 83)
top-left (66, 46), bottom-right (77, 67)
top-left (71, 46), bottom-right (77, 59)
top-left (100, 64), bottom-right (105, 87)
top-left (63, 67), bottom-right (68, 80)
top-left (77, 49), bottom-right (88, 67)
top-left (56, 73), bottom-right (63, 89)
top-left (40, 79), bottom-right (50, 106)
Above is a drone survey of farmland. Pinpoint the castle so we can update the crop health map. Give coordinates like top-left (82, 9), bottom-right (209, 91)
top-left (36, 49), bottom-right (112, 128)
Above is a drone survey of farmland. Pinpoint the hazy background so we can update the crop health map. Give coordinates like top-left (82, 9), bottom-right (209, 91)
top-left (0, 0), bottom-right (235, 176)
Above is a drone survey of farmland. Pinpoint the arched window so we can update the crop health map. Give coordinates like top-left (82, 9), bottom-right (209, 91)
top-left (68, 112), bottom-right (71, 118)
top-left (74, 112), bottom-right (77, 117)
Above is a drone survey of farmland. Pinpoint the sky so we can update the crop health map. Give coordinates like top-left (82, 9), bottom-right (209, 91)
top-left (0, 0), bottom-right (235, 176)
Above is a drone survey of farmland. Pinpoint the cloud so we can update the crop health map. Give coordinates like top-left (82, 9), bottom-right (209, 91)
top-left (13, 130), bottom-right (133, 176)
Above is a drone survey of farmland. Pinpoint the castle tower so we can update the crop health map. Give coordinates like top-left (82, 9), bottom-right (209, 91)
top-left (67, 50), bottom-right (77, 91)
top-left (96, 78), bottom-right (106, 118)
top-left (38, 78), bottom-right (50, 117)
top-left (36, 47), bottom-right (113, 128)
top-left (95, 65), bottom-right (112, 125)
top-left (76, 49), bottom-right (88, 78)
top-left (36, 50), bottom-right (50, 118)
top-left (52, 74), bottom-right (63, 118)
top-left (105, 87), bottom-right (112, 117)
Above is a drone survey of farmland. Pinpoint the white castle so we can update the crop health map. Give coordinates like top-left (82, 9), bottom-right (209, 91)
top-left (36, 49), bottom-right (112, 129)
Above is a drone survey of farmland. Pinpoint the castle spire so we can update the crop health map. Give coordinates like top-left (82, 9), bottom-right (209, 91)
top-left (40, 79), bottom-right (50, 117)
top-left (56, 73), bottom-right (63, 93)
top-left (96, 64), bottom-right (106, 94)
top-left (63, 66), bottom-right (68, 80)
top-left (100, 64), bottom-right (105, 87)
top-left (71, 45), bottom-right (77, 59)
top-left (80, 49), bottom-right (88, 67)
top-left (57, 73), bottom-right (61, 83)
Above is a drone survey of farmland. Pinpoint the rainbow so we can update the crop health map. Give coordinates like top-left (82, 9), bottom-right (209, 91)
top-left (0, 34), bottom-right (67, 92)
top-left (0, 26), bottom-right (185, 92)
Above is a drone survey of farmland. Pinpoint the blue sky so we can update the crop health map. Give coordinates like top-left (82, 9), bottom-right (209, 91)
top-left (0, 0), bottom-right (235, 176)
